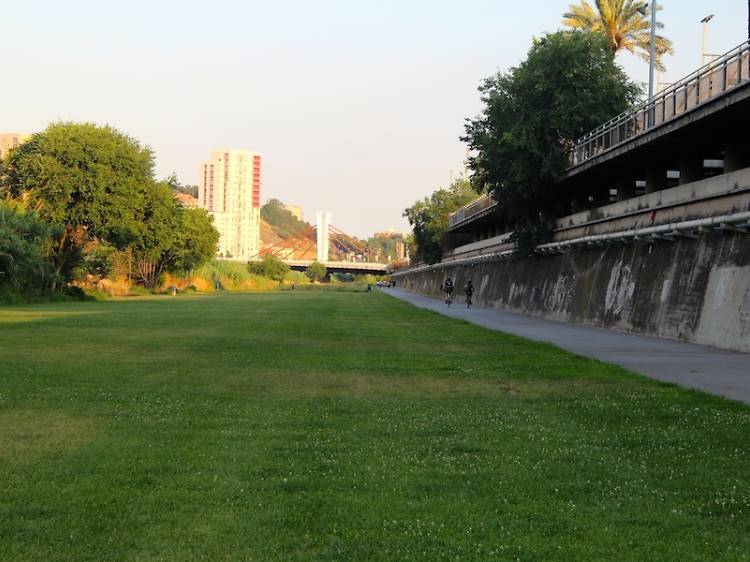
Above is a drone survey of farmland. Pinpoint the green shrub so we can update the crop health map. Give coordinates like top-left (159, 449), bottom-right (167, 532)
top-left (0, 200), bottom-right (56, 295)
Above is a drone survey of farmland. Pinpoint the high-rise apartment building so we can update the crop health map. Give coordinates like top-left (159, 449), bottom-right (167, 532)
top-left (199, 149), bottom-right (261, 260)
top-left (0, 132), bottom-right (31, 159)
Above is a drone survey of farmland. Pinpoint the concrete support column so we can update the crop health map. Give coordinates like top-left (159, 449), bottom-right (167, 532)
top-left (645, 167), bottom-right (666, 194)
top-left (724, 143), bottom-right (749, 173)
top-left (679, 156), bottom-right (703, 185)
top-left (616, 178), bottom-right (636, 201)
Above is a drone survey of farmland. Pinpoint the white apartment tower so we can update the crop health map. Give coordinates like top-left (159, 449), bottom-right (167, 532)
top-left (199, 150), bottom-right (261, 260)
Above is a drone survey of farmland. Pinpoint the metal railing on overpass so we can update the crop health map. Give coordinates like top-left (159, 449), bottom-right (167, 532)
top-left (448, 194), bottom-right (497, 229)
top-left (570, 40), bottom-right (750, 168)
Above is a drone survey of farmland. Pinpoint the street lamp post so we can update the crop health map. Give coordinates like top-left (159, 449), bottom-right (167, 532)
top-left (648, 2), bottom-right (657, 100)
top-left (638, 2), bottom-right (658, 101)
top-left (701, 14), bottom-right (715, 66)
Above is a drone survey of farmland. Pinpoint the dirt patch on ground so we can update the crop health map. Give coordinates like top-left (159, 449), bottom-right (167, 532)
top-left (0, 410), bottom-right (100, 462)
top-left (220, 369), bottom-right (635, 400)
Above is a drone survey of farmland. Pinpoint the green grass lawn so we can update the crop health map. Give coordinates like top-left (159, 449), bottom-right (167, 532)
top-left (1, 291), bottom-right (748, 561)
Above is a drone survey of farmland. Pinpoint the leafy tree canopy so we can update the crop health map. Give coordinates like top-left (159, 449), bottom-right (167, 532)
top-left (463, 31), bottom-right (640, 249)
top-left (5, 122), bottom-right (154, 248)
top-left (132, 182), bottom-right (219, 288)
top-left (305, 261), bottom-right (327, 282)
top-left (247, 254), bottom-right (290, 282)
top-left (403, 179), bottom-right (476, 265)
top-left (172, 208), bottom-right (220, 273)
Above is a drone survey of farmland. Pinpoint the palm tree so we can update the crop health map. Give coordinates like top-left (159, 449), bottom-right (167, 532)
top-left (563, 0), bottom-right (674, 71)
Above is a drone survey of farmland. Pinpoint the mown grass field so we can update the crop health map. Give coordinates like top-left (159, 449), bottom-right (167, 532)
top-left (1, 290), bottom-right (748, 561)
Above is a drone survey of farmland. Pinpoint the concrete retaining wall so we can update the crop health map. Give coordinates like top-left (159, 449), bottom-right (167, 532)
top-left (394, 232), bottom-right (750, 353)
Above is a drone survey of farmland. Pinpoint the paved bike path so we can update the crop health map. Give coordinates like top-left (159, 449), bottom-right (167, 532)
top-left (383, 288), bottom-right (750, 405)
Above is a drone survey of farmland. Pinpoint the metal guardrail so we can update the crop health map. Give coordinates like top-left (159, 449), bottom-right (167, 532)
top-left (448, 194), bottom-right (497, 229)
top-left (570, 40), bottom-right (750, 168)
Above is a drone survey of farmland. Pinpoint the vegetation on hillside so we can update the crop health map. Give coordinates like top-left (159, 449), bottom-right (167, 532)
top-left (261, 198), bottom-right (310, 239)
top-left (170, 181), bottom-right (199, 198)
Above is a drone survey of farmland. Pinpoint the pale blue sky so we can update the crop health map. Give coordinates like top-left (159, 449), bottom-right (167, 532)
top-left (1, 0), bottom-right (747, 236)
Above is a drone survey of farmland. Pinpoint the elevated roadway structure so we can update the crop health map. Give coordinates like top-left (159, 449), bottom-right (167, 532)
top-left (443, 40), bottom-right (750, 263)
top-left (396, 42), bottom-right (750, 353)
top-left (561, 41), bottom-right (750, 207)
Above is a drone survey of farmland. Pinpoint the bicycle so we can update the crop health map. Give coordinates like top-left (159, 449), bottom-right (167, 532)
top-left (445, 291), bottom-right (454, 307)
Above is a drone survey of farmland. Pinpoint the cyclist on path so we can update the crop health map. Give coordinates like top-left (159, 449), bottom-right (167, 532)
top-left (443, 277), bottom-right (455, 306)
top-left (464, 280), bottom-right (474, 308)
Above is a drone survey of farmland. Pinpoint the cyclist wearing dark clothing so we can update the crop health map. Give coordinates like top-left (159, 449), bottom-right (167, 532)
top-left (464, 280), bottom-right (474, 308)
top-left (443, 277), bottom-right (455, 306)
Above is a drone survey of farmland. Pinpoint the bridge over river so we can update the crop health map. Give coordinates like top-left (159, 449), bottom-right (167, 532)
top-left (252, 211), bottom-right (391, 275)
top-left (283, 260), bottom-right (388, 275)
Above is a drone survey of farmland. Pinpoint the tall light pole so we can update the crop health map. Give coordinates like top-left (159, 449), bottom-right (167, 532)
top-left (701, 14), bottom-right (715, 66)
top-left (638, 2), bottom-right (658, 100)
top-left (648, 2), bottom-right (657, 100)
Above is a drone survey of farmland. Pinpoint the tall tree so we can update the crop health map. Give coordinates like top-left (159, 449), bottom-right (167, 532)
top-left (4, 123), bottom-right (153, 287)
top-left (403, 179), bottom-right (477, 265)
top-left (463, 31), bottom-right (640, 252)
top-left (171, 208), bottom-right (219, 274)
top-left (131, 182), bottom-right (219, 288)
top-left (563, 0), bottom-right (673, 71)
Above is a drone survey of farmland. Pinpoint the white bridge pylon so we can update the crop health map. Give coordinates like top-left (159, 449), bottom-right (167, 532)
top-left (315, 211), bottom-right (331, 263)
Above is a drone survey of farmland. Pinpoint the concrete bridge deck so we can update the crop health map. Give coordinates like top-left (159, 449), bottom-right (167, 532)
top-left (284, 260), bottom-right (388, 275)
top-left (384, 288), bottom-right (750, 405)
